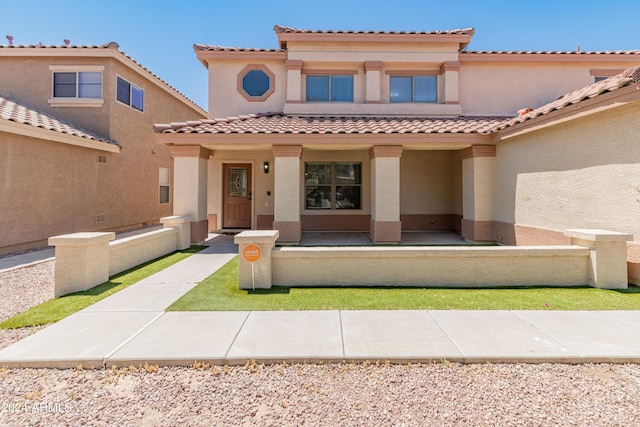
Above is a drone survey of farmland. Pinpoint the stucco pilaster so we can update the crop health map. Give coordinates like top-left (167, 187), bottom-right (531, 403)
top-left (365, 61), bottom-right (383, 104)
top-left (370, 146), bottom-right (402, 243)
top-left (460, 145), bottom-right (496, 242)
top-left (273, 145), bottom-right (302, 242)
top-left (441, 61), bottom-right (460, 104)
top-left (286, 60), bottom-right (303, 103)
top-left (171, 145), bottom-right (210, 244)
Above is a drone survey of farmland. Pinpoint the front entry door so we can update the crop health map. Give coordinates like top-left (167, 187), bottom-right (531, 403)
top-left (223, 164), bottom-right (252, 229)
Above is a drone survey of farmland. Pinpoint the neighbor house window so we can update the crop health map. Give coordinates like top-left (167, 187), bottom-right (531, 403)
top-left (305, 163), bottom-right (361, 210)
top-left (117, 77), bottom-right (144, 111)
top-left (306, 75), bottom-right (354, 102)
top-left (389, 75), bottom-right (437, 103)
top-left (159, 167), bottom-right (170, 204)
top-left (53, 71), bottom-right (102, 99)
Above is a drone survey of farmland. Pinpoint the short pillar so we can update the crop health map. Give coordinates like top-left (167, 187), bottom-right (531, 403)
top-left (161, 215), bottom-right (194, 250)
top-left (48, 232), bottom-right (115, 297)
top-left (234, 230), bottom-right (279, 290)
top-left (565, 229), bottom-right (633, 289)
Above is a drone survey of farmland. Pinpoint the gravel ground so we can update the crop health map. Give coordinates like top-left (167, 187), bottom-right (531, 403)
top-left (2, 260), bottom-right (640, 426)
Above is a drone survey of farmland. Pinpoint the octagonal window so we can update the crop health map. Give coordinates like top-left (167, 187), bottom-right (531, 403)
top-left (237, 65), bottom-right (275, 102)
top-left (242, 70), bottom-right (270, 97)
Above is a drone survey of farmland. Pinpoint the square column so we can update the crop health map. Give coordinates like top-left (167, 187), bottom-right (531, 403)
top-left (364, 61), bottom-right (383, 104)
top-left (273, 145), bottom-right (302, 243)
top-left (440, 61), bottom-right (460, 104)
top-left (48, 232), bottom-right (115, 297)
top-left (170, 146), bottom-right (210, 244)
top-left (234, 230), bottom-right (279, 289)
top-left (285, 60), bottom-right (302, 103)
top-left (370, 146), bottom-right (402, 243)
top-left (565, 229), bottom-right (632, 289)
top-left (460, 146), bottom-right (496, 242)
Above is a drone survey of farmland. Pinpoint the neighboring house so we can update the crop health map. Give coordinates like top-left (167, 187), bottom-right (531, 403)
top-left (154, 25), bottom-right (640, 282)
top-left (0, 41), bottom-right (207, 255)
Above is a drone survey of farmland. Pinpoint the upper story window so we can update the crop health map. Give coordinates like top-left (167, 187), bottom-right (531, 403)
top-left (306, 75), bottom-right (354, 102)
top-left (53, 71), bottom-right (102, 99)
top-left (237, 65), bottom-right (275, 102)
top-left (49, 65), bottom-right (104, 107)
top-left (390, 75), bottom-right (437, 103)
top-left (117, 77), bottom-right (144, 112)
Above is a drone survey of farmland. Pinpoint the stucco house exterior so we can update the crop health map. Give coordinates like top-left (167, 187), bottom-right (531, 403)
top-left (0, 41), bottom-right (207, 254)
top-left (154, 25), bottom-right (640, 283)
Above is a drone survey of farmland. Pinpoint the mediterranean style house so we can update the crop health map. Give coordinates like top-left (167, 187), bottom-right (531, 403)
top-left (154, 25), bottom-right (640, 282)
top-left (0, 40), bottom-right (206, 254)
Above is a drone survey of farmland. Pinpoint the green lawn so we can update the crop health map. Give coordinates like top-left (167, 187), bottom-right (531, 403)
top-left (168, 256), bottom-right (640, 311)
top-left (0, 246), bottom-right (205, 329)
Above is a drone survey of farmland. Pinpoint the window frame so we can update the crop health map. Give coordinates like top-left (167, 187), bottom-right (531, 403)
top-left (116, 75), bottom-right (144, 112)
top-left (389, 75), bottom-right (438, 103)
top-left (49, 65), bottom-right (104, 107)
top-left (304, 162), bottom-right (362, 210)
top-left (305, 73), bottom-right (355, 103)
top-left (159, 167), bottom-right (171, 204)
top-left (236, 64), bottom-right (276, 102)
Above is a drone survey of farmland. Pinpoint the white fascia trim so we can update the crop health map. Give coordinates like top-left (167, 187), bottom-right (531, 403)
top-left (0, 119), bottom-right (120, 153)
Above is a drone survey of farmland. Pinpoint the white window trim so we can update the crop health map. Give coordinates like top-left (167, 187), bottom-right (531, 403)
top-left (159, 167), bottom-right (171, 204)
top-left (49, 65), bottom-right (104, 107)
top-left (116, 75), bottom-right (144, 112)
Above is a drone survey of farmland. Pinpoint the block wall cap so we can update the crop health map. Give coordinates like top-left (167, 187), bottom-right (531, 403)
top-left (565, 229), bottom-right (633, 242)
top-left (234, 230), bottom-right (280, 244)
top-left (160, 215), bottom-right (195, 224)
top-left (48, 232), bottom-right (115, 246)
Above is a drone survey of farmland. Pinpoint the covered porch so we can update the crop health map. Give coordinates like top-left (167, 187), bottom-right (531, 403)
top-left (154, 114), bottom-right (507, 245)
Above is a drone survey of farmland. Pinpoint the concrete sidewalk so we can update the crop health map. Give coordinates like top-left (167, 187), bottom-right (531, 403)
top-left (2, 235), bottom-right (640, 368)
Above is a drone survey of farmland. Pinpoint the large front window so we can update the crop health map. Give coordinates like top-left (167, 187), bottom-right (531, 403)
top-left (306, 75), bottom-right (354, 102)
top-left (390, 75), bottom-right (437, 103)
top-left (305, 163), bottom-right (361, 210)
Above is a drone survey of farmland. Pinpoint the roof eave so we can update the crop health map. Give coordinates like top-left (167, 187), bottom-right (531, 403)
top-left (276, 32), bottom-right (473, 50)
top-left (494, 83), bottom-right (640, 141)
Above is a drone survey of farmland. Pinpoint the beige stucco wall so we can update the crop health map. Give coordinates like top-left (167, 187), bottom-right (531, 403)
top-left (208, 60), bottom-right (287, 118)
top-left (400, 151), bottom-right (455, 214)
top-left (0, 54), bottom-right (206, 253)
top-left (459, 61), bottom-right (639, 116)
top-left (493, 102), bottom-right (640, 240)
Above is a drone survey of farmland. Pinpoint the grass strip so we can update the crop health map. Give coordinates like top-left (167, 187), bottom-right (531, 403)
top-left (0, 246), bottom-right (205, 329)
top-left (168, 256), bottom-right (640, 311)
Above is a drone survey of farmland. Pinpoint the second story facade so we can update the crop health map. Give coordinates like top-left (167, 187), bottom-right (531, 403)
top-left (197, 25), bottom-right (640, 119)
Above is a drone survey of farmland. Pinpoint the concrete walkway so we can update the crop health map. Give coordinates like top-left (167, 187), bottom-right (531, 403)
top-left (2, 235), bottom-right (640, 368)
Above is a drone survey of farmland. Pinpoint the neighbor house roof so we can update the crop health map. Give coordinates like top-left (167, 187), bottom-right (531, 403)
top-left (154, 114), bottom-right (509, 135)
top-left (273, 25), bottom-right (475, 36)
top-left (495, 65), bottom-right (640, 132)
top-left (0, 41), bottom-right (206, 115)
top-left (0, 95), bottom-right (120, 152)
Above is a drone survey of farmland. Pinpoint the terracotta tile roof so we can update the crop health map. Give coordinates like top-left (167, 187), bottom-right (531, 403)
top-left (155, 114), bottom-right (509, 135)
top-left (0, 95), bottom-right (118, 146)
top-left (273, 25), bottom-right (475, 36)
top-left (0, 42), bottom-right (206, 115)
top-left (494, 65), bottom-right (640, 131)
top-left (193, 44), bottom-right (284, 53)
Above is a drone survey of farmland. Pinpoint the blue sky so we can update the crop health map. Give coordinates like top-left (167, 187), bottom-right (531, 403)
top-left (2, 0), bottom-right (639, 110)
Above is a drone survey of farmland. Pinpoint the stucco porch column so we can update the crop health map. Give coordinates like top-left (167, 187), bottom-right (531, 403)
top-left (272, 145), bottom-right (302, 243)
top-left (170, 145), bottom-right (210, 244)
top-left (460, 145), bottom-right (496, 242)
top-left (370, 146), bottom-right (403, 243)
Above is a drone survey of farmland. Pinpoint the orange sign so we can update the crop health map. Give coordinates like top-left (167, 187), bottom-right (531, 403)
top-left (243, 244), bottom-right (261, 262)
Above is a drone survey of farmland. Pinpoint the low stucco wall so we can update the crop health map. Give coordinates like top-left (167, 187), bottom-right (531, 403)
top-left (108, 228), bottom-right (178, 277)
top-left (272, 245), bottom-right (589, 288)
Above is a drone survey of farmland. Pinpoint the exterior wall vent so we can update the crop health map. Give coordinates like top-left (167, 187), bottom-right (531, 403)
top-left (95, 214), bottom-right (106, 224)
top-left (98, 155), bottom-right (108, 164)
